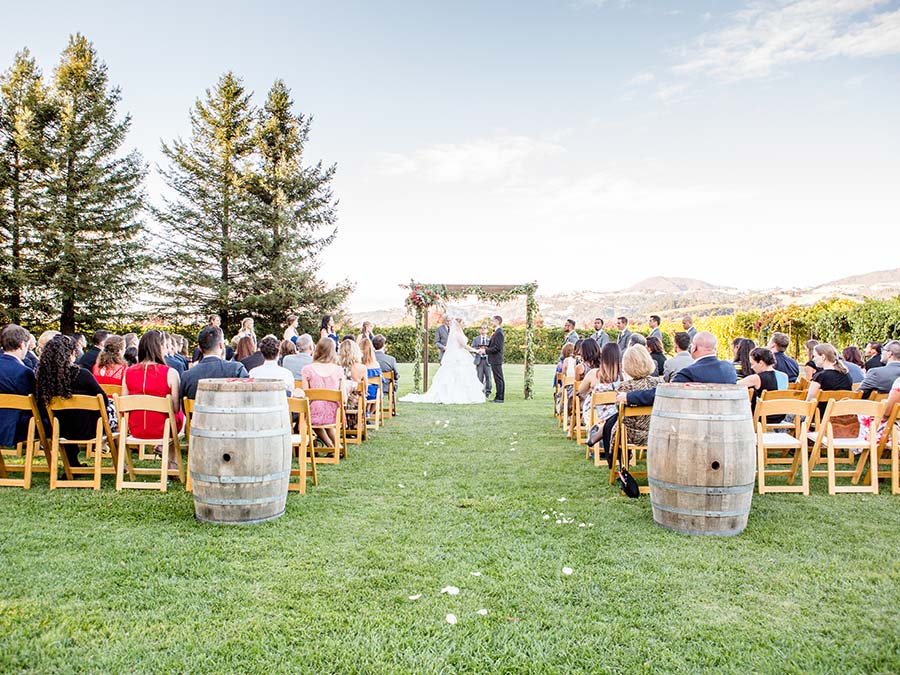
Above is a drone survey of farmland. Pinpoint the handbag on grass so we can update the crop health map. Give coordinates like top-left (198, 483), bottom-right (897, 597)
top-left (617, 467), bottom-right (640, 498)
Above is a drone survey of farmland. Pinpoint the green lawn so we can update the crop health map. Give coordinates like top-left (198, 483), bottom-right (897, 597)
top-left (1, 364), bottom-right (899, 674)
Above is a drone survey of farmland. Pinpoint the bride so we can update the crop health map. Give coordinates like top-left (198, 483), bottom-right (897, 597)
top-left (400, 318), bottom-right (486, 405)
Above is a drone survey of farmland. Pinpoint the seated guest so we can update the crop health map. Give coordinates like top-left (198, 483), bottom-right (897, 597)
top-left (36, 330), bottom-right (60, 358)
top-left (279, 338), bottom-right (297, 366)
top-left (123, 333), bottom-right (139, 366)
top-left (23, 333), bottom-right (38, 371)
top-left (192, 316), bottom-right (230, 362)
top-left (0, 324), bottom-right (37, 448)
top-left (629, 333), bottom-right (647, 348)
top-left (123, 331), bottom-right (184, 471)
top-left (806, 343), bottom-right (853, 419)
top-left (555, 342), bottom-right (576, 415)
top-left (339, 339), bottom-right (367, 430)
top-left (301, 337), bottom-right (346, 448)
top-left (163, 332), bottom-right (185, 376)
top-left (283, 334), bottom-right (314, 379)
top-left (858, 340), bottom-right (900, 398)
top-left (36, 335), bottom-right (111, 468)
top-left (645, 336), bottom-right (666, 377)
top-left (663, 332), bottom-right (693, 382)
top-left (841, 346), bottom-right (865, 384)
top-left (768, 332), bottom-right (800, 382)
top-left (236, 335), bottom-right (264, 371)
top-left (372, 334), bottom-right (399, 395)
top-left (576, 338), bottom-right (600, 384)
top-left (803, 339), bottom-right (821, 381)
top-left (77, 330), bottom-right (109, 369)
top-left (733, 338), bottom-right (755, 379)
top-left (284, 315), bottom-right (299, 344)
top-left (580, 343), bottom-right (622, 450)
top-left (72, 333), bottom-right (87, 360)
top-left (737, 347), bottom-right (786, 411)
top-left (864, 342), bottom-right (883, 372)
top-left (249, 336), bottom-right (298, 395)
top-left (177, 336), bottom-right (191, 370)
top-left (92, 335), bottom-right (128, 385)
top-left (601, 346), bottom-right (662, 465)
top-left (618, 331), bottom-right (737, 408)
top-left (359, 336), bottom-right (383, 415)
top-left (181, 326), bottom-right (248, 400)
top-left (862, 375), bottom-right (900, 443)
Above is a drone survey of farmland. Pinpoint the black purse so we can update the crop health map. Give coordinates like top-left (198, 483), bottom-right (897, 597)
top-left (617, 467), bottom-right (640, 498)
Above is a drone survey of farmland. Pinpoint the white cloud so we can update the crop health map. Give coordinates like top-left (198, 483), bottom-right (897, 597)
top-left (374, 135), bottom-right (565, 183)
top-left (675, 0), bottom-right (900, 81)
top-left (655, 83), bottom-right (688, 103)
top-left (628, 71), bottom-right (656, 85)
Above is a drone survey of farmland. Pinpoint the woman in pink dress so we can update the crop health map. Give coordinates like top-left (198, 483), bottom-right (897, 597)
top-left (301, 337), bottom-right (345, 448)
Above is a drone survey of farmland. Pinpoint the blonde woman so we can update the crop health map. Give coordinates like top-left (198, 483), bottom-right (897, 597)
top-left (358, 336), bottom-right (383, 416)
top-left (338, 339), bottom-right (367, 430)
top-left (284, 315), bottom-right (299, 344)
top-left (36, 330), bottom-right (60, 357)
top-left (236, 317), bottom-right (257, 347)
top-left (301, 338), bottom-right (345, 448)
top-left (601, 345), bottom-right (661, 466)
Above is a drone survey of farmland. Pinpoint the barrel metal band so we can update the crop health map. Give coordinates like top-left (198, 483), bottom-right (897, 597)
top-left (193, 404), bottom-right (287, 415)
top-left (659, 389), bottom-right (748, 400)
top-left (648, 477), bottom-right (755, 495)
top-left (653, 411), bottom-right (750, 422)
top-left (193, 494), bottom-right (284, 506)
top-left (650, 501), bottom-right (750, 518)
top-left (190, 427), bottom-right (288, 439)
top-left (190, 469), bottom-right (290, 484)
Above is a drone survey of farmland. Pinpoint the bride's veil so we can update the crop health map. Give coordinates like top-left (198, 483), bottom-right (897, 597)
top-left (447, 318), bottom-right (467, 351)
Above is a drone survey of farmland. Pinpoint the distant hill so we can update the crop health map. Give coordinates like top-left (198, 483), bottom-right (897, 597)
top-left (623, 276), bottom-right (720, 293)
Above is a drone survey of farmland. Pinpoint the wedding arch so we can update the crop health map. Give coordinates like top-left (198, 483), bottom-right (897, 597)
top-left (402, 282), bottom-right (538, 399)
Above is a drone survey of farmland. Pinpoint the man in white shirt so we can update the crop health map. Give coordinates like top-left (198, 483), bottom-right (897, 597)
top-left (249, 336), bottom-right (298, 395)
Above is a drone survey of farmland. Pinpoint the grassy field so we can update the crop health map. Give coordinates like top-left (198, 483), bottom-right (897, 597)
top-left (1, 364), bottom-right (899, 674)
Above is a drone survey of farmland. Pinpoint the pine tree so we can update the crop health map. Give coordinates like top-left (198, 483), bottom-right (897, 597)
top-left (41, 34), bottom-right (147, 334)
top-left (0, 49), bottom-right (54, 324)
top-left (155, 72), bottom-right (256, 334)
top-left (241, 80), bottom-right (350, 332)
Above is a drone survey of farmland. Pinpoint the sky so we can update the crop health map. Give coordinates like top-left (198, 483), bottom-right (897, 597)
top-left (3, 0), bottom-right (900, 312)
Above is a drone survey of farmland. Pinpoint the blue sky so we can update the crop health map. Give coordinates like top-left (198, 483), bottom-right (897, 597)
top-left (3, 0), bottom-right (900, 311)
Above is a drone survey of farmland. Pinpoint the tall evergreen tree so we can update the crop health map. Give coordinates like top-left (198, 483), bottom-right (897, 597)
top-left (241, 80), bottom-right (350, 331)
top-left (41, 34), bottom-right (147, 333)
top-left (0, 49), bottom-right (53, 324)
top-left (155, 72), bottom-right (256, 334)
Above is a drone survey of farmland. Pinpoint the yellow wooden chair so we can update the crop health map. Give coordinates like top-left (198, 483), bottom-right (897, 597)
top-left (812, 390), bottom-right (861, 430)
top-left (100, 384), bottom-right (123, 398)
top-left (114, 394), bottom-right (183, 492)
top-left (553, 372), bottom-right (563, 422)
top-left (304, 388), bottom-right (346, 464)
top-left (365, 375), bottom-right (383, 431)
top-left (0, 394), bottom-right (50, 489)
top-left (585, 391), bottom-right (617, 467)
top-left (47, 394), bottom-right (119, 490)
top-left (288, 397), bottom-right (317, 494)
top-left (382, 371), bottom-right (397, 418)
top-left (608, 403), bottom-right (653, 494)
top-left (851, 401), bottom-right (900, 491)
top-left (560, 375), bottom-right (576, 437)
top-left (183, 397), bottom-right (194, 492)
top-left (344, 380), bottom-right (368, 445)
top-left (806, 398), bottom-right (884, 494)
top-left (755, 398), bottom-right (816, 495)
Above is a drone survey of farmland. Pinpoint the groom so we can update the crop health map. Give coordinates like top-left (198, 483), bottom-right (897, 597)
top-left (483, 315), bottom-right (505, 403)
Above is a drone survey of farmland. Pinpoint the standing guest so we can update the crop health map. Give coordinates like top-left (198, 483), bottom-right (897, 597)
top-left (71, 333), bottom-right (87, 360)
top-left (738, 347), bottom-right (786, 411)
top-left (122, 330), bottom-right (184, 471)
top-left (36, 330), bottom-right (60, 357)
top-left (361, 321), bottom-right (375, 342)
top-left (0, 324), bottom-right (38, 449)
top-left (842, 346), bottom-right (865, 384)
top-left (648, 316), bottom-right (662, 341)
top-left (235, 317), bottom-right (257, 347)
top-left (581, 343), bottom-right (622, 450)
top-left (77, 330), bottom-right (109, 370)
top-left (434, 316), bottom-right (451, 363)
top-left (92, 335), bottom-right (128, 386)
top-left (483, 315), bottom-right (506, 403)
top-left (615, 317), bottom-right (632, 351)
top-left (180, 326), bottom-right (248, 400)
top-left (284, 315), bottom-right (300, 344)
top-left (236, 336), bottom-right (264, 371)
top-left (768, 332), bottom-right (800, 382)
top-left (682, 315), bottom-right (697, 343)
top-left (36, 335), bottom-right (111, 468)
top-left (301, 338), bottom-right (345, 448)
top-left (359, 336), bottom-right (383, 416)
top-left (562, 319), bottom-right (579, 353)
top-left (249, 336), bottom-right (297, 394)
top-left (284, 334), bottom-right (314, 380)
top-left (591, 318), bottom-right (610, 347)
top-left (806, 343), bottom-right (853, 419)
top-left (645, 336), bottom-right (666, 377)
top-left (320, 315), bottom-right (339, 349)
top-left (663, 332), bottom-right (693, 382)
top-left (373, 334), bottom-right (399, 396)
top-left (733, 338), bottom-right (755, 379)
top-left (859, 340), bottom-right (900, 397)
top-left (338, 339), bottom-right (367, 430)
top-left (472, 324), bottom-right (492, 397)
top-left (803, 339), bottom-right (821, 381)
top-left (864, 342), bottom-right (883, 372)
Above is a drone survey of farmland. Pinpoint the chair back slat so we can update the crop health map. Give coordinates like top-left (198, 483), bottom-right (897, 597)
top-left (761, 389), bottom-right (807, 401)
top-left (114, 394), bottom-right (174, 415)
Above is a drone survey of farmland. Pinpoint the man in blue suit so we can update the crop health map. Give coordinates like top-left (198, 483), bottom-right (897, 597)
top-left (180, 326), bottom-right (248, 400)
top-left (616, 331), bottom-right (736, 408)
top-left (0, 324), bottom-right (37, 448)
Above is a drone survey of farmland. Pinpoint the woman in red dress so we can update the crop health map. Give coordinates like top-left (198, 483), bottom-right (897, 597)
top-left (92, 334), bottom-right (128, 385)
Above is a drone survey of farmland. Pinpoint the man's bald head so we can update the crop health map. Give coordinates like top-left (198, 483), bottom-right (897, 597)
top-left (691, 331), bottom-right (717, 358)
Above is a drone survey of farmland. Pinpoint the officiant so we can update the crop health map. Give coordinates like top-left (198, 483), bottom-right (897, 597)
top-left (472, 323), bottom-right (492, 397)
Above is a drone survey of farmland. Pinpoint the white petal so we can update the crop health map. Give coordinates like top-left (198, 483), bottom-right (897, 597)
top-left (446, 613), bottom-right (457, 625)
top-left (557, 497), bottom-right (566, 502)
top-left (398, 484), bottom-right (405, 488)
top-left (562, 567), bottom-right (574, 576)
top-left (579, 523), bottom-right (586, 528)
top-left (470, 571), bottom-right (481, 577)
top-left (555, 519), bottom-right (562, 524)
top-left (423, 471), bottom-right (428, 477)
top-left (440, 586), bottom-right (460, 595)
top-left (476, 609), bottom-right (488, 616)
top-left (543, 514), bottom-right (550, 520)
top-left (444, 420), bottom-right (450, 424)
top-left (408, 594), bottom-right (422, 601)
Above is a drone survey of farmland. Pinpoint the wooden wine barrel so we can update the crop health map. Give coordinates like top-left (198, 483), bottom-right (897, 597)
top-left (190, 379), bottom-right (292, 525)
top-left (646, 383), bottom-right (755, 536)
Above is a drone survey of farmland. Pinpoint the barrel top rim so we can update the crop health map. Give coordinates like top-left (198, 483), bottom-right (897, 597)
top-left (658, 383), bottom-right (744, 390)
top-left (197, 378), bottom-right (288, 392)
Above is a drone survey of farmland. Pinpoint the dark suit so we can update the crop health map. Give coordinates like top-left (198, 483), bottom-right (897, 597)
top-left (773, 351), bottom-right (800, 383)
top-left (626, 355), bottom-right (737, 406)
top-left (77, 346), bottom-right (101, 370)
top-left (865, 354), bottom-right (884, 372)
top-left (617, 329), bottom-right (632, 351)
top-left (180, 356), bottom-right (249, 400)
top-left (472, 335), bottom-right (492, 395)
top-left (435, 325), bottom-right (450, 363)
top-left (0, 354), bottom-right (36, 447)
top-left (485, 328), bottom-right (505, 401)
top-left (23, 351), bottom-right (38, 371)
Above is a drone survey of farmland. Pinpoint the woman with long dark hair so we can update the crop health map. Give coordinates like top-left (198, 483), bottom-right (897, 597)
top-left (582, 342), bottom-right (623, 451)
top-left (841, 346), bottom-right (865, 384)
top-left (36, 335), bottom-right (111, 467)
top-left (734, 338), bottom-right (755, 378)
top-left (320, 315), bottom-right (339, 349)
top-left (645, 336), bottom-right (666, 377)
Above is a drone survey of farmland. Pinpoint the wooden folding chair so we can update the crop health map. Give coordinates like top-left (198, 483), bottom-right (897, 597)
top-left (852, 401), bottom-right (900, 491)
top-left (344, 380), bottom-right (367, 445)
top-left (47, 394), bottom-right (119, 490)
top-left (0, 394), bottom-right (50, 489)
top-left (382, 371), bottom-right (397, 418)
top-left (183, 397), bottom-right (194, 492)
top-left (755, 399), bottom-right (816, 494)
top-left (560, 375), bottom-right (576, 438)
top-left (288, 397), bottom-right (317, 494)
top-left (812, 390), bottom-right (861, 430)
top-left (761, 389), bottom-right (807, 401)
top-left (553, 372), bottom-right (563, 422)
top-left (304, 388), bottom-right (346, 464)
top-left (100, 384), bottom-right (122, 398)
top-left (608, 403), bottom-right (653, 494)
top-left (806, 398), bottom-right (884, 494)
top-left (114, 394), bottom-right (183, 491)
top-left (585, 391), bottom-right (617, 467)
top-left (365, 375), bottom-right (383, 431)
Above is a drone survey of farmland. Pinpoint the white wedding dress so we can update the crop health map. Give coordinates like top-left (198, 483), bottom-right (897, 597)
top-left (400, 321), bottom-right (486, 405)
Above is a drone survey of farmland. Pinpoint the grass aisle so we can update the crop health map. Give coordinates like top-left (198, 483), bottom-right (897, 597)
top-left (1, 364), bottom-right (900, 674)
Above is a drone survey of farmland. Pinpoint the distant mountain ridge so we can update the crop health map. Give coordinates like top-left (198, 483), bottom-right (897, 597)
top-left (350, 270), bottom-right (900, 327)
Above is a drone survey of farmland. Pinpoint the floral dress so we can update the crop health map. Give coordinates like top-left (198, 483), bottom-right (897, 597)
top-left (343, 366), bottom-right (361, 430)
top-left (583, 379), bottom-right (621, 429)
top-left (610, 376), bottom-right (663, 446)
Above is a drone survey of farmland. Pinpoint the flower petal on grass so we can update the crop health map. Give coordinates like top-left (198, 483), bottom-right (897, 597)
top-left (408, 594), bottom-right (422, 601)
top-left (543, 514), bottom-right (550, 520)
top-left (557, 497), bottom-right (566, 502)
top-left (446, 613), bottom-right (457, 625)
top-left (440, 586), bottom-right (460, 595)
top-left (562, 567), bottom-right (574, 576)
top-left (398, 483), bottom-right (405, 488)
top-left (470, 571), bottom-right (481, 577)
top-left (476, 609), bottom-right (488, 616)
